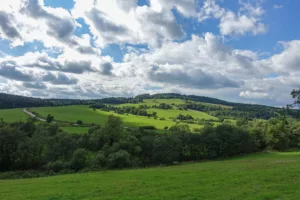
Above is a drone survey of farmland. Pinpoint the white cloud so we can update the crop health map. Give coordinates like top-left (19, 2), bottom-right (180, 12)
top-left (198, 0), bottom-right (267, 36)
top-left (72, 0), bottom-right (185, 47)
top-left (274, 5), bottom-right (283, 9)
top-left (219, 11), bottom-right (266, 36)
top-left (239, 90), bottom-right (269, 99)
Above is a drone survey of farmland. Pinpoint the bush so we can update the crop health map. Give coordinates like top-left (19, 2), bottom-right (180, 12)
top-left (139, 126), bottom-right (156, 130)
top-left (44, 160), bottom-right (69, 172)
top-left (76, 120), bottom-right (83, 125)
top-left (108, 150), bottom-right (131, 168)
top-left (93, 151), bottom-right (107, 168)
top-left (70, 148), bottom-right (89, 171)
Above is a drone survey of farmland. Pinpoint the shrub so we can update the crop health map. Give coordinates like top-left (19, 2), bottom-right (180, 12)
top-left (70, 148), bottom-right (89, 171)
top-left (93, 151), bottom-right (107, 168)
top-left (44, 160), bottom-right (69, 172)
top-left (76, 120), bottom-right (83, 125)
top-left (108, 150), bottom-right (131, 168)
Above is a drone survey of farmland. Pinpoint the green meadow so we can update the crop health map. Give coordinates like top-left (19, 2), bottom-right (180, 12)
top-left (0, 98), bottom-right (226, 132)
top-left (30, 105), bottom-right (207, 130)
top-left (1, 151), bottom-right (300, 200)
top-left (0, 108), bottom-right (28, 123)
top-left (29, 99), bottom-right (219, 130)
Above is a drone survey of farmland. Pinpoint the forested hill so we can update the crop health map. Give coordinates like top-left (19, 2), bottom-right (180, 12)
top-left (0, 93), bottom-right (87, 109)
top-left (0, 93), bottom-right (140, 109)
top-left (0, 92), bottom-right (286, 120)
top-left (1, 92), bottom-right (275, 109)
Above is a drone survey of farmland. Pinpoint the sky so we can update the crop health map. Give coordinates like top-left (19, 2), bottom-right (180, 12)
top-left (0, 0), bottom-right (299, 106)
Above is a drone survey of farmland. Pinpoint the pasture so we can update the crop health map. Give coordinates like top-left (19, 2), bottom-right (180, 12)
top-left (0, 108), bottom-right (28, 123)
top-left (30, 103), bottom-right (217, 130)
top-left (1, 99), bottom-right (220, 131)
top-left (1, 151), bottom-right (300, 200)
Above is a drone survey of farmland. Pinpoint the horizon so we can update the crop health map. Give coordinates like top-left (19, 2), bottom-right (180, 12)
top-left (1, 91), bottom-right (286, 108)
top-left (0, 0), bottom-right (299, 107)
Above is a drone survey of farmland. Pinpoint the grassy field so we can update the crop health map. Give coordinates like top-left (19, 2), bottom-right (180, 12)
top-left (30, 105), bottom-right (108, 125)
top-left (0, 108), bottom-right (28, 123)
top-left (3, 98), bottom-right (220, 131)
top-left (1, 151), bottom-right (300, 200)
top-left (30, 105), bottom-right (213, 130)
top-left (147, 108), bottom-right (217, 120)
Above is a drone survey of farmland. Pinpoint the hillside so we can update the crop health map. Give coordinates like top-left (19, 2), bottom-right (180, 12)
top-left (0, 92), bottom-right (283, 120)
top-left (1, 152), bottom-right (300, 200)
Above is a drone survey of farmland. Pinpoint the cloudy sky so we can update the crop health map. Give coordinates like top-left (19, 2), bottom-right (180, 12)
top-left (0, 0), bottom-right (299, 106)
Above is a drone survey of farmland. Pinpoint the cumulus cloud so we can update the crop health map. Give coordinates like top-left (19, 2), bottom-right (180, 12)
top-left (100, 62), bottom-right (114, 76)
top-left (239, 90), bottom-right (269, 99)
top-left (23, 82), bottom-right (47, 89)
top-left (198, 0), bottom-right (266, 36)
top-left (0, 11), bottom-right (21, 40)
top-left (22, 0), bottom-right (76, 40)
top-left (0, 61), bottom-right (33, 81)
top-left (271, 40), bottom-right (300, 72)
top-left (27, 57), bottom-right (95, 74)
top-left (148, 65), bottom-right (240, 89)
top-left (72, 0), bottom-right (184, 47)
top-left (42, 72), bottom-right (78, 85)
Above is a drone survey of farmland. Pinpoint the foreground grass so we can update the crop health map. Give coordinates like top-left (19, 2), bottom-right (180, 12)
top-left (1, 152), bottom-right (300, 200)
top-left (0, 108), bottom-right (28, 123)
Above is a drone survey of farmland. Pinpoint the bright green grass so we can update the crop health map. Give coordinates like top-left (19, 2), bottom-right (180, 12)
top-left (115, 98), bottom-right (186, 107)
top-left (60, 126), bottom-right (89, 134)
top-left (147, 108), bottom-right (217, 120)
top-left (1, 151), bottom-right (300, 200)
top-left (0, 108), bottom-right (28, 123)
top-left (96, 110), bottom-right (203, 129)
top-left (30, 105), bottom-right (108, 125)
top-left (31, 105), bottom-right (207, 129)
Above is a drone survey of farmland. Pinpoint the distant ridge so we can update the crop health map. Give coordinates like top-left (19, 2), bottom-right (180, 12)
top-left (0, 92), bottom-right (276, 109)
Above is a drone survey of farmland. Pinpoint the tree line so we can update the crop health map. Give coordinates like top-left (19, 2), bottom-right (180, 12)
top-left (1, 114), bottom-right (299, 179)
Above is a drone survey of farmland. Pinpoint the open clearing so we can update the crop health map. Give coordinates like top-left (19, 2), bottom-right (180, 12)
top-left (1, 151), bottom-right (300, 200)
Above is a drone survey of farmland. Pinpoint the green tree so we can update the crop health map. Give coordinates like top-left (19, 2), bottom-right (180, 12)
top-left (71, 148), bottom-right (89, 171)
top-left (291, 89), bottom-right (300, 106)
top-left (103, 115), bottom-right (123, 145)
top-left (46, 114), bottom-right (54, 123)
top-left (107, 150), bottom-right (131, 168)
top-left (76, 120), bottom-right (83, 125)
top-left (153, 135), bottom-right (182, 164)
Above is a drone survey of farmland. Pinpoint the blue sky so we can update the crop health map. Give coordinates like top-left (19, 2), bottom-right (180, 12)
top-left (0, 0), bottom-right (299, 106)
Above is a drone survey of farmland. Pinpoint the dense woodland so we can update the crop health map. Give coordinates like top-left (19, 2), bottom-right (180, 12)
top-left (0, 114), bottom-right (299, 179)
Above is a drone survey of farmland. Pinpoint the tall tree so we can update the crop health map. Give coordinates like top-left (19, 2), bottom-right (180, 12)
top-left (291, 89), bottom-right (300, 106)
